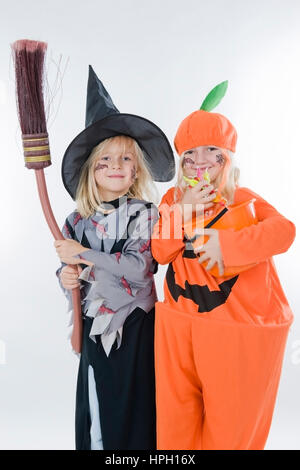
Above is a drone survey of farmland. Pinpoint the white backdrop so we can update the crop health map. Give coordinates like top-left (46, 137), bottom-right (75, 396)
top-left (0, 0), bottom-right (299, 450)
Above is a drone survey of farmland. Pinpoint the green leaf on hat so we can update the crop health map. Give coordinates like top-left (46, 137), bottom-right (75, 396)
top-left (199, 81), bottom-right (228, 111)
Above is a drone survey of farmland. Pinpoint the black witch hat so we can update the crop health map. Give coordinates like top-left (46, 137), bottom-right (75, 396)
top-left (62, 66), bottom-right (175, 200)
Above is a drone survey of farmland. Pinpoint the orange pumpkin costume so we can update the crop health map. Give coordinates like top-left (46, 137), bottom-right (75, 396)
top-left (151, 82), bottom-right (295, 450)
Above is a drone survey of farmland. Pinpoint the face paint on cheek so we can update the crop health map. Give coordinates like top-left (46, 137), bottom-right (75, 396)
top-left (131, 166), bottom-right (137, 181)
top-left (216, 154), bottom-right (225, 166)
top-left (95, 163), bottom-right (108, 171)
top-left (183, 157), bottom-right (195, 166)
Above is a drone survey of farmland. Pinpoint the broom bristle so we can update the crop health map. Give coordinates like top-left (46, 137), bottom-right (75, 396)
top-left (11, 39), bottom-right (51, 169)
top-left (11, 39), bottom-right (48, 135)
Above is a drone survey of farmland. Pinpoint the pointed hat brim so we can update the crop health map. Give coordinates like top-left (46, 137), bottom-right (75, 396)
top-left (62, 113), bottom-right (175, 200)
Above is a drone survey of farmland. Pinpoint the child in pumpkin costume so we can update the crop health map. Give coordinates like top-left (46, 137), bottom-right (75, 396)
top-left (152, 82), bottom-right (295, 450)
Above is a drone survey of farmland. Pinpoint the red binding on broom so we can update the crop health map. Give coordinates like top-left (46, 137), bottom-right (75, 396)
top-left (11, 39), bottom-right (83, 353)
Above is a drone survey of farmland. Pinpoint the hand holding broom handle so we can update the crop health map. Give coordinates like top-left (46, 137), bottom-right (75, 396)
top-left (12, 40), bottom-right (82, 353)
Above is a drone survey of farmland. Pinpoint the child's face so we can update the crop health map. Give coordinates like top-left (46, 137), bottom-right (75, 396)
top-left (93, 140), bottom-right (138, 200)
top-left (182, 145), bottom-right (225, 182)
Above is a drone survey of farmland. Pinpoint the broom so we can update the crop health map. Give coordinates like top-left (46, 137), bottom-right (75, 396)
top-left (11, 39), bottom-right (82, 353)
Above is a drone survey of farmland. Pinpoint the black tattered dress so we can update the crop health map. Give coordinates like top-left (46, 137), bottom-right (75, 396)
top-left (56, 196), bottom-right (158, 450)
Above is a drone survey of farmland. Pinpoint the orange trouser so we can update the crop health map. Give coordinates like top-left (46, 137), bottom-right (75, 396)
top-left (155, 302), bottom-right (291, 450)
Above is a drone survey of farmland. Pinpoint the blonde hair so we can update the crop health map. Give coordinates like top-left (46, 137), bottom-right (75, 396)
top-left (75, 135), bottom-right (159, 218)
top-left (174, 148), bottom-right (240, 205)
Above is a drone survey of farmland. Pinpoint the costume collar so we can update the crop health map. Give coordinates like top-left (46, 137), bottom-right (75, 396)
top-left (96, 194), bottom-right (130, 214)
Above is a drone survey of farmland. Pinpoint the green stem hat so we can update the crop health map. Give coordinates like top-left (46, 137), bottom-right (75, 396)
top-left (174, 81), bottom-right (237, 155)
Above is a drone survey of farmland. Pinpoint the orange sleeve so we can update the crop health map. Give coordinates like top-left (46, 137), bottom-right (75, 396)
top-left (218, 187), bottom-right (296, 267)
top-left (151, 188), bottom-right (185, 265)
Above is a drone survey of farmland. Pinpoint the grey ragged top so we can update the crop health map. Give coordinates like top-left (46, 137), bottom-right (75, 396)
top-left (56, 196), bottom-right (159, 356)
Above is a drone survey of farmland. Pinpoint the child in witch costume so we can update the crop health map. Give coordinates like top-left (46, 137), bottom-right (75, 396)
top-left (151, 81), bottom-right (295, 450)
top-left (54, 66), bottom-right (175, 450)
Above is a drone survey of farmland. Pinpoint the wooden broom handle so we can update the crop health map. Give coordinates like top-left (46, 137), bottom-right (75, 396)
top-left (35, 169), bottom-right (82, 353)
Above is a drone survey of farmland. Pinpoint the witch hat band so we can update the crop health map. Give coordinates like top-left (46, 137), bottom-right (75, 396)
top-left (62, 66), bottom-right (175, 200)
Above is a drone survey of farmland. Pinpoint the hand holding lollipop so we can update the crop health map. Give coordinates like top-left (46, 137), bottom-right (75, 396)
top-left (183, 167), bottom-right (227, 206)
